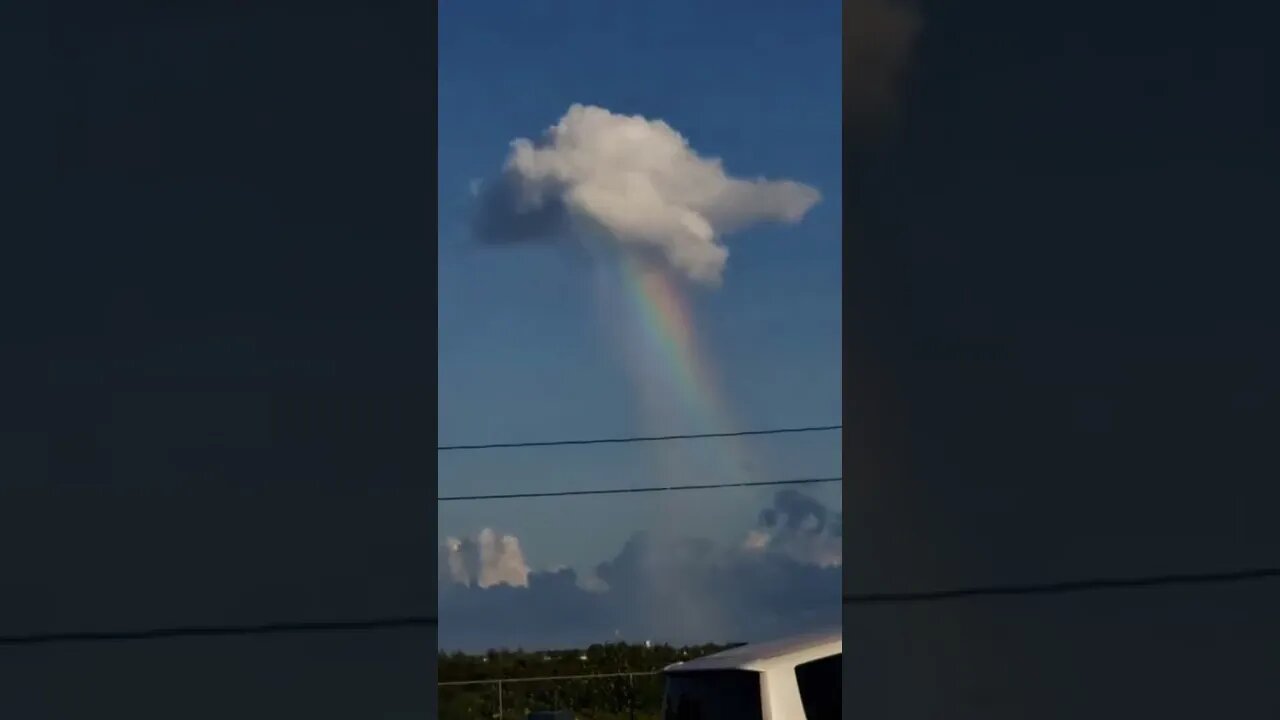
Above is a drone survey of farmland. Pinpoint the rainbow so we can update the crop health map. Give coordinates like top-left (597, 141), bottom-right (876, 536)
top-left (592, 253), bottom-right (758, 484)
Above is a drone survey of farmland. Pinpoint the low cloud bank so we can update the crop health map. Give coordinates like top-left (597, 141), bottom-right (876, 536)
top-left (439, 491), bottom-right (841, 651)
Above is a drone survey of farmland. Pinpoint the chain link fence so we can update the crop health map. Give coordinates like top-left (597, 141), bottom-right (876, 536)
top-left (439, 671), bottom-right (665, 720)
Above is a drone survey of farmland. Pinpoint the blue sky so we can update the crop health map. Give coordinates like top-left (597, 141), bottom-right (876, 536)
top-left (438, 0), bottom-right (842, 576)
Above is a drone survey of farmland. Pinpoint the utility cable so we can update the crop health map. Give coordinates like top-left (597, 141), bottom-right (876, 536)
top-left (437, 424), bottom-right (841, 452)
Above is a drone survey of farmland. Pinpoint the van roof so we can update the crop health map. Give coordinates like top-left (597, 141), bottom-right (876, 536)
top-left (662, 629), bottom-right (841, 674)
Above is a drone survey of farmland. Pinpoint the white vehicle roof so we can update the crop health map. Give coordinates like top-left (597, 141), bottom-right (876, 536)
top-left (663, 629), bottom-right (841, 674)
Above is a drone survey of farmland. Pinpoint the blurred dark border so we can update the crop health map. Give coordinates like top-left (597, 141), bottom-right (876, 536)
top-left (3, 0), bottom-right (437, 716)
top-left (842, 0), bottom-right (1279, 716)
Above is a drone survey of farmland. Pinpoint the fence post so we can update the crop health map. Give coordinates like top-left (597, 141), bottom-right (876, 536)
top-left (497, 679), bottom-right (503, 720)
top-left (628, 673), bottom-right (635, 720)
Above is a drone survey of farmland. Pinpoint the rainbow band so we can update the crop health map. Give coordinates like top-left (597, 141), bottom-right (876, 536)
top-left (594, 253), bottom-right (756, 483)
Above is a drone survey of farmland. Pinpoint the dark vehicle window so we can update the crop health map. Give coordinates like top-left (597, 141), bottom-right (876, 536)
top-left (794, 653), bottom-right (841, 720)
top-left (663, 670), bottom-right (763, 720)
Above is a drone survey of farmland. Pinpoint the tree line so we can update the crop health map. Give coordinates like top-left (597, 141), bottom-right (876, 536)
top-left (438, 641), bottom-right (737, 720)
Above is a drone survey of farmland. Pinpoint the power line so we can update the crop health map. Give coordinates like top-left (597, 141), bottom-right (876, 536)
top-left (0, 615), bottom-right (437, 648)
top-left (437, 424), bottom-right (841, 452)
top-left (8, 567), bottom-right (1280, 648)
top-left (439, 476), bottom-right (842, 502)
top-left (843, 566), bottom-right (1280, 606)
top-left (7, 478), bottom-right (844, 648)
top-left (439, 670), bottom-right (658, 687)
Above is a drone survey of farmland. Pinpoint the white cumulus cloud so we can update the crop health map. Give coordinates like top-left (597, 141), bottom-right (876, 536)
top-left (441, 528), bottom-right (530, 589)
top-left (473, 104), bottom-right (821, 286)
